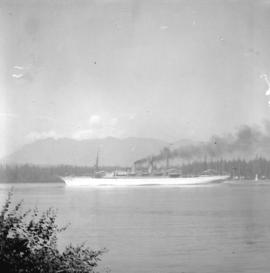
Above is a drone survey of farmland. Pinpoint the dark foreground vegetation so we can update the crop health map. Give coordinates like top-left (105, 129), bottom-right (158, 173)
top-left (0, 192), bottom-right (105, 273)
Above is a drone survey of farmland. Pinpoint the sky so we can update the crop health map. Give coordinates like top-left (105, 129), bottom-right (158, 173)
top-left (1, 0), bottom-right (270, 158)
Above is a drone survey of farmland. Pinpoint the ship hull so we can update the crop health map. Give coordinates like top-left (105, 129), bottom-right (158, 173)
top-left (62, 175), bottom-right (229, 187)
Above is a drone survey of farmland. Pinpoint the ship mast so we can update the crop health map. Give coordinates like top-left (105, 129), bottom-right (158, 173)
top-left (95, 150), bottom-right (99, 172)
top-left (165, 147), bottom-right (170, 170)
top-left (148, 155), bottom-right (154, 174)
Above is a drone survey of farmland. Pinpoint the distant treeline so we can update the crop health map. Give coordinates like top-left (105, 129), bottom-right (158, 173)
top-left (0, 165), bottom-right (120, 183)
top-left (1, 158), bottom-right (270, 182)
top-left (181, 157), bottom-right (270, 179)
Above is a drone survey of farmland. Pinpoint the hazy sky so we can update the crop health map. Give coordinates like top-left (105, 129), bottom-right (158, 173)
top-left (1, 0), bottom-right (270, 158)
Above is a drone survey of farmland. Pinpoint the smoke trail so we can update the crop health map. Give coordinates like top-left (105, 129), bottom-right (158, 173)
top-left (136, 123), bottom-right (270, 166)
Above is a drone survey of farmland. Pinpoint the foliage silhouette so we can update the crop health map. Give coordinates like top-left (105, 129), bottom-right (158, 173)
top-left (0, 192), bottom-right (105, 273)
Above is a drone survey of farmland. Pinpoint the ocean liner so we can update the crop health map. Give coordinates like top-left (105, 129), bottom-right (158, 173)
top-left (63, 152), bottom-right (229, 186)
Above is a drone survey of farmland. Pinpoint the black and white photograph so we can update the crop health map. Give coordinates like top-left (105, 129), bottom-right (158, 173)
top-left (1, 0), bottom-right (270, 272)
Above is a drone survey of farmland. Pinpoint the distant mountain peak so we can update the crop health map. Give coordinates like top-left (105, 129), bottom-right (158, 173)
top-left (4, 137), bottom-right (167, 167)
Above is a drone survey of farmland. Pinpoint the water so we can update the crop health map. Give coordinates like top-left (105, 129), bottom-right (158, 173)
top-left (1, 182), bottom-right (270, 273)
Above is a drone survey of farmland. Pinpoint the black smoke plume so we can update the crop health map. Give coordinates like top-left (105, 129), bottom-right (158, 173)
top-left (137, 121), bottom-right (270, 165)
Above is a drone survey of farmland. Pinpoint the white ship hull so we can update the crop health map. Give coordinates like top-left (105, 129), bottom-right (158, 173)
top-left (63, 175), bottom-right (230, 187)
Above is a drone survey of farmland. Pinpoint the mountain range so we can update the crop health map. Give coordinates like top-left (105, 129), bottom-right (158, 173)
top-left (3, 137), bottom-right (167, 167)
top-left (4, 124), bottom-right (267, 167)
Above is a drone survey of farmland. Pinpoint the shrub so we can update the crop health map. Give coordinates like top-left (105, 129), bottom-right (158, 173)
top-left (0, 192), bottom-right (105, 273)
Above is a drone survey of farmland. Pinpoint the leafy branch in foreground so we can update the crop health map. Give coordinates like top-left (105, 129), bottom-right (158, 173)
top-left (0, 192), bottom-right (105, 273)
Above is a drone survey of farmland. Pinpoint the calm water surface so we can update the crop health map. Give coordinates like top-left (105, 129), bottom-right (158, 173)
top-left (0, 182), bottom-right (270, 273)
